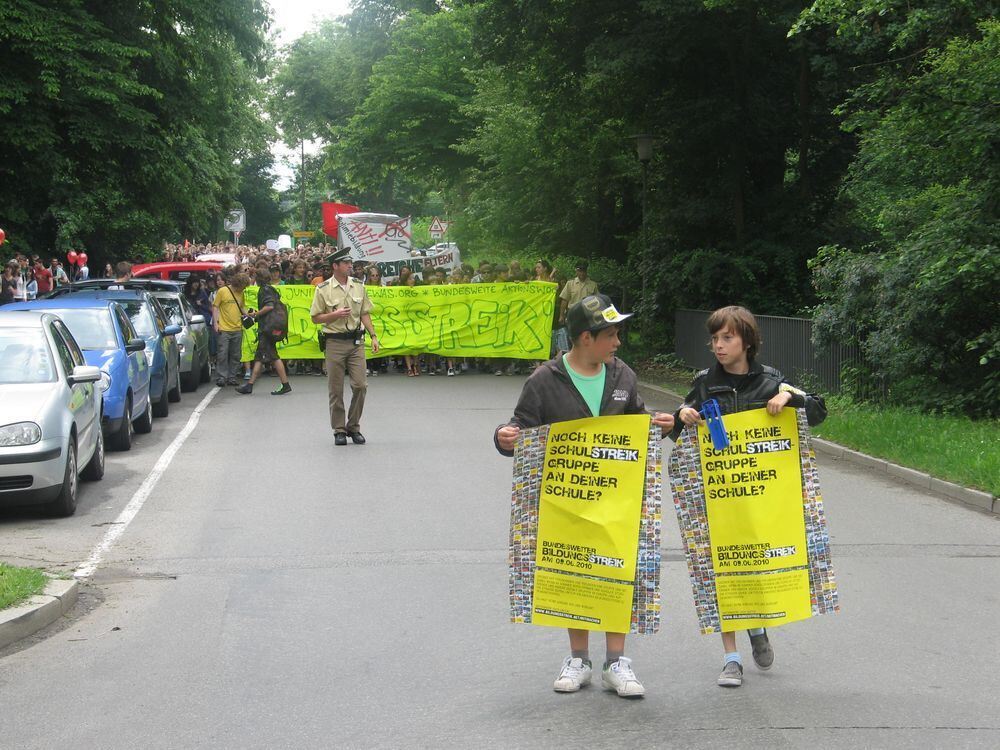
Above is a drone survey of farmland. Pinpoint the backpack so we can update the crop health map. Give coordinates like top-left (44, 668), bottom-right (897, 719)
top-left (264, 296), bottom-right (288, 340)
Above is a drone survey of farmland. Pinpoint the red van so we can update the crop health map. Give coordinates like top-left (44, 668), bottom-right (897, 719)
top-left (131, 261), bottom-right (225, 281)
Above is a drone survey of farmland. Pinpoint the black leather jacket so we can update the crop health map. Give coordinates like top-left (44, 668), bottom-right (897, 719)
top-left (669, 361), bottom-right (827, 441)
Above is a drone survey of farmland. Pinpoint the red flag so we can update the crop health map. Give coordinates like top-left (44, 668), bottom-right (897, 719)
top-left (322, 202), bottom-right (361, 238)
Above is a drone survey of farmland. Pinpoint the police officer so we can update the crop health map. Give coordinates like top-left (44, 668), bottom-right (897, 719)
top-left (310, 248), bottom-right (380, 445)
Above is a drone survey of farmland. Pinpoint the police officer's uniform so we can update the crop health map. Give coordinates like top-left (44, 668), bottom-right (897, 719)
top-left (310, 252), bottom-right (375, 441)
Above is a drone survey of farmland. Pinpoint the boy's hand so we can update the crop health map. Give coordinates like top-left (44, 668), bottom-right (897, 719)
top-left (679, 407), bottom-right (702, 426)
top-left (766, 391), bottom-right (793, 415)
top-left (496, 424), bottom-right (520, 452)
top-left (651, 412), bottom-right (675, 434)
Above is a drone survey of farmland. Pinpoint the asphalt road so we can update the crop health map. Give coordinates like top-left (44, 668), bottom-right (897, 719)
top-left (1, 368), bottom-right (998, 749)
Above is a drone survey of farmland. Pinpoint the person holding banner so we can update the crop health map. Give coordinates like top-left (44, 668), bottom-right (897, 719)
top-left (671, 305), bottom-right (827, 688)
top-left (310, 248), bottom-right (380, 446)
top-left (494, 294), bottom-right (675, 698)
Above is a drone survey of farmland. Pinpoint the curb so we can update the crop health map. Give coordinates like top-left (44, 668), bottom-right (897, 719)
top-left (637, 379), bottom-right (997, 515)
top-left (0, 575), bottom-right (79, 651)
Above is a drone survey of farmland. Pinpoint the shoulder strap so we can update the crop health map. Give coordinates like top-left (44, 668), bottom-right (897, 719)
top-left (225, 286), bottom-right (244, 313)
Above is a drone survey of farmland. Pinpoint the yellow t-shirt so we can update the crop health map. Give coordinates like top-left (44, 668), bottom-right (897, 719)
top-left (213, 286), bottom-right (244, 332)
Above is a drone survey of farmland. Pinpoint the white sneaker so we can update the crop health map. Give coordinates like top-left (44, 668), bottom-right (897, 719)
top-left (553, 656), bottom-right (592, 693)
top-left (602, 657), bottom-right (645, 697)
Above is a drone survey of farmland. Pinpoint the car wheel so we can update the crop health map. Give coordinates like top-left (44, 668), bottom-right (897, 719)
top-left (134, 392), bottom-right (153, 434)
top-left (82, 426), bottom-right (105, 481)
top-left (114, 397), bottom-right (134, 450)
top-left (181, 366), bottom-right (198, 392)
top-left (47, 438), bottom-right (78, 517)
top-left (152, 372), bottom-right (170, 417)
top-left (168, 358), bottom-right (182, 402)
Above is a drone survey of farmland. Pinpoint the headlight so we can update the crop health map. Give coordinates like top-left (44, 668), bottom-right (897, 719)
top-left (99, 371), bottom-right (112, 393)
top-left (144, 348), bottom-right (155, 366)
top-left (0, 422), bottom-right (42, 447)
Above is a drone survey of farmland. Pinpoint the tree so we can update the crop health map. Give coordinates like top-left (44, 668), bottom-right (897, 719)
top-left (0, 0), bottom-right (271, 259)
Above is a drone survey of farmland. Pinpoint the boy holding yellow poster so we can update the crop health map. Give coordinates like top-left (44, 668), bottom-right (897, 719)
top-left (671, 306), bottom-right (828, 688)
top-left (495, 294), bottom-right (674, 698)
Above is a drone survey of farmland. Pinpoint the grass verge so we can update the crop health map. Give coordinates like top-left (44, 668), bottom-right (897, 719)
top-left (0, 563), bottom-right (48, 611)
top-left (636, 369), bottom-right (998, 497)
top-left (813, 397), bottom-right (999, 497)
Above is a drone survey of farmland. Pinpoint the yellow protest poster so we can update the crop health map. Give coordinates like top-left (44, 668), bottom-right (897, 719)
top-left (241, 282), bottom-right (556, 361)
top-left (529, 415), bottom-right (651, 633)
top-left (697, 408), bottom-right (811, 631)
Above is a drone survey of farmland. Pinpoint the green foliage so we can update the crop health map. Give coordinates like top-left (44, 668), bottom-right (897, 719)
top-left (810, 20), bottom-right (1000, 416)
top-left (0, 0), bottom-right (271, 260)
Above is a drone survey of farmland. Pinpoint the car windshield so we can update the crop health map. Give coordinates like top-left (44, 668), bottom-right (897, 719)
top-left (47, 309), bottom-right (117, 349)
top-left (155, 297), bottom-right (185, 327)
top-left (0, 329), bottom-right (56, 384)
top-left (121, 301), bottom-right (155, 338)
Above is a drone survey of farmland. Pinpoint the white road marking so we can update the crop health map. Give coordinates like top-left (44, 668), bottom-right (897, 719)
top-left (74, 387), bottom-right (220, 579)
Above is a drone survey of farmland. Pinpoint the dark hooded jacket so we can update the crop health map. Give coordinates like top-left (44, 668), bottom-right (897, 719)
top-left (669, 360), bottom-right (827, 441)
top-left (493, 355), bottom-right (651, 456)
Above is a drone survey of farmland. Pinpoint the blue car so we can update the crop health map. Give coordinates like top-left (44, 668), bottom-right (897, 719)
top-left (5, 298), bottom-right (154, 450)
top-left (41, 290), bottom-right (182, 420)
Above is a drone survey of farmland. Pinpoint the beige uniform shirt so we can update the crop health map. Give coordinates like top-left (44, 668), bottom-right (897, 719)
top-left (559, 277), bottom-right (599, 308)
top-left (309, 276), bottom-right (374, 333)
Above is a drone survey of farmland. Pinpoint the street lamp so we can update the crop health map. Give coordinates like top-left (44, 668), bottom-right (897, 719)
top-left (632, 134), bottom-right (655, 331)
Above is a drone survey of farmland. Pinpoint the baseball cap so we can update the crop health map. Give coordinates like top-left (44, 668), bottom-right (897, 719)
top-left (566, 294), bottom-right (633, 338)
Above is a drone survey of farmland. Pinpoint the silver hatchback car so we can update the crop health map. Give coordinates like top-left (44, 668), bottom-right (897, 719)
top-left (0, 311), bottom-right (105, 516)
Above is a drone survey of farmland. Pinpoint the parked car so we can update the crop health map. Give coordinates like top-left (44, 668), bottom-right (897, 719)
top-left (4, 297), bottom-right (153, 450)
top-left (44, 278), bottom-right (186, 297)
top-left (47, 290), bottom-right (182, 418)
top-left (148, 290), bottom-right (210, 392)
top-left (0, 311), bottom-right (104, 516)
top-left (45, 278), bottom-right (210, 391)
top-left (130, 261), bottom-right (225, 282)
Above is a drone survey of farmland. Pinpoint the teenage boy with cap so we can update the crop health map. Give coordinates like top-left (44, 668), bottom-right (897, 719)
top-left (494, 294), bottom-right (675, 697)
top-left (558, 261), bottom-right (599, 326)
top-left (310, 248), bottom-right (380, 445)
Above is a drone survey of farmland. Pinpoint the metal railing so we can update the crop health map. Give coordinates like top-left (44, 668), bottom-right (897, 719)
top-left (674, 309), bottom-right (859, 394)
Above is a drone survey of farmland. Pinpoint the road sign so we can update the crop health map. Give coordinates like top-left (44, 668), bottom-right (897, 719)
top-left (429, 216), bottom-right (446, 234)
top-left (224, 208), bottom-right (246, 233)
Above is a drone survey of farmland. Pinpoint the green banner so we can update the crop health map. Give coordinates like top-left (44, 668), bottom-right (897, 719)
top-left (240, 282), bottom-right (556, 361)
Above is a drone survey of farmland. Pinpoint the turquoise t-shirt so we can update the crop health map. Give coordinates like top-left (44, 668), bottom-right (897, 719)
top-left (563, 354), bottom-right (606, 416)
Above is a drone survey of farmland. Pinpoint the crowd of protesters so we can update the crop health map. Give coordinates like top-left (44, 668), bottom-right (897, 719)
top-left (4, 240), bottom-right (598, 382)
top-left (156, 241), bottom-right (593, 382)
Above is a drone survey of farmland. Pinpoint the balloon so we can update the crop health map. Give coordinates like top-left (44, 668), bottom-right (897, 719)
top-left (67, 250), bottom-right (78, 264)
top-left (0, 228), bottom-right (5, 246)
top-left (79, 252), bottom-right (88, 266)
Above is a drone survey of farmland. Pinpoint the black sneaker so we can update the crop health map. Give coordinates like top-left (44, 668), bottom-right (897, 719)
top-left (216, 377), bottom-right (225, 387)
top-left (235, 383), bottom-right (253, 394)
top-left (334, 433), bottom-right (348, 446)
top-left (347, 431), bottom-right (366, 444)
top-left (749, 629), bottom-right (773, 670)
top-left (271, 383), bottom-right (291, 396)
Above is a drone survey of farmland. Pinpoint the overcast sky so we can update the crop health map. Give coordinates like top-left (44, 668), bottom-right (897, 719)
top-left (267, 0), bottom-right (354, 189)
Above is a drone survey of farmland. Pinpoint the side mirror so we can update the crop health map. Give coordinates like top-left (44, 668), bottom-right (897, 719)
top-left (163, 324), bottom-right (182, 337)
top-left (126, 338), bottom-right (146, 353)
top-left (69, 365), bottom-right (102, 384)
top-left (190, 314), bottom-right (205, 325)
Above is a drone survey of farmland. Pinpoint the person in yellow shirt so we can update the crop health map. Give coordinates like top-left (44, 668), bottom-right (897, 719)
top-left (212, 271), bottom-right (249, 386)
